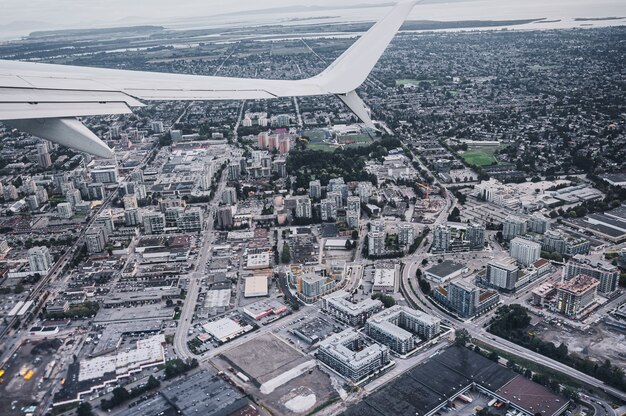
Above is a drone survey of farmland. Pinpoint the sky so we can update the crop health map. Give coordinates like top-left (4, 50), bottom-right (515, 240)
top-left (3, 0), bottom-right (382, 26)
top-left (1, 0), bottom-right (625, 39)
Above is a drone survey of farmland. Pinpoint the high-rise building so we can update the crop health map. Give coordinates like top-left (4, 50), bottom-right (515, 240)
top-left (85, 226), bottom-right (108, 254)
top-left (36, 187), bottom-right (48, 204)
top-left (134, 184), bottom-right (147, 200)
top-left (28, 246), bottom-right (53, 272)
top-left (328, 191), bottom-right (343, 208)
top-left (320, 198), bottom-right (337, 221)
top-left (124, 208), bottom-right (142, 226)
top-left (368, 231), bottom-right (385, 257)
top-left (277, 134), bottom-right (291, 154)
top-left (26, 195), bottom-right (39, 211)
top-left (467, 223), bottom-right (486, 249)
top-left (347, 196), bottom-right (361, 212)
top-left (370, 220), bottom-right (385, 233)
top-left (433, 280), bottom-right (500, 318)
top-left (165, 207), bottom-right (184, 225)
top-left (528, 214), bottom-right (549, 234)
top-left (510, 237), bottom-right (541, 267)
top-left (22, 178), bottom-right (37, 195)
top-left (109, 126), bottom-right (121, 138)
top-left (432, 224), bottom-right (451, 252)
top-left (555, 275), bottom-right (599, 318)
top-left (503, 215), bottom-right (528, 241)
top-left (295, 197), bottom-right (312, 219)
top-left (143, 212), bottom-right (166, 234)
top-left (3, 184), bottom-right (18, 201)
top-left (257, 132), bottom-right (269, 149)
top-left (327, 177), bottom-right (345, 193)
top-left (36, 142), bottom-right (52, 168)
top-left (222, 187), bottom-right (237, 205)
top-left (151, 121), bottom-right (164, 133)
top-left (177, 208), bottom-right (203, 233)
top-left (398, 223), bottom-right (415, 246)
top-left (346, 210), bottom-right (360, 229)
top-left (95, 212), bottom-right (115, 237)
top-left (272, 159), bottom-right (287, 178)
top-left (564, 255), bottom-right (619, 294)
top-left (90, 165), bottom-right (118, 184)
top-left (57, 202), bottom-right (73, 219)
top-left (88, 183), bottom-right (105, 200)
top-left (66, 189), bottom-right (83, 208)
top-left (217, 207), bottom-right (234, 229)
top-left (228, 163), bottom-right (241, 181)
top-left (309, 180), bottom-right (322, 200)
top-left (486, 258), bottom-right (520, 291)
top-left (357, 182), bottom-right (372, 203)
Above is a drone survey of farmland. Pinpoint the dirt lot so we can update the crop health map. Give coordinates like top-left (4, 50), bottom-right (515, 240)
top-left (214, 333), bottom-right (342, 415)
top-left (220, 333), bottom-right (307, 385)
top-left (262, 367), bottom-right (340, 415)
top-left (535, 321), bottom-right (626, 367)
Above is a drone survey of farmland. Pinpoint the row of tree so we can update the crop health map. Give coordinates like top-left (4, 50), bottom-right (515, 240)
top-left (488, 304), bottom-right (626, 391)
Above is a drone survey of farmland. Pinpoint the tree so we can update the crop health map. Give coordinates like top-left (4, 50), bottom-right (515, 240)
top-left (447, 207), bottom-right (461, 222)
top-left (418, 279), bottom-right (431, 295)
top-left (13, 282), bottom-right (24, 294)
top-left (77, 402), bottom-right (94, 416)
top-left (371, 292), bottom-right (396, 308)
top-left (454, 328), bottom-right (470, 346)
top-left (351, 230), bottom-right (359, 240)
top-left (281, 244), bottom-right (291, 264)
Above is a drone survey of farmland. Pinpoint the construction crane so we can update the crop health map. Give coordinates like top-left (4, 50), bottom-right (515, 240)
top-left (415, 182), bottom-right (433, 201)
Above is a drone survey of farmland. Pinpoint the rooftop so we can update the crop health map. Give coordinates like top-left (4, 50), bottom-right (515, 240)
top-left (556, 274), bottom-right (599, 294)
top-left (425, 261), bottom-right (466, 278)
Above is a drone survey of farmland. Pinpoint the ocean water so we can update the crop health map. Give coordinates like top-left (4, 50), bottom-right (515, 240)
top-left (165, 0), bottom-right (626, 32)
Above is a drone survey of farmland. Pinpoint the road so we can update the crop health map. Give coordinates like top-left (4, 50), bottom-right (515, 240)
top-left (400, 258), bottom-right (626, 402)
top-left (173, 168), bottom-right (229, 360)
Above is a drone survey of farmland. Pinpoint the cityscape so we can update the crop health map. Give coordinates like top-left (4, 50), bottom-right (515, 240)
top-left (0, 1), bottom-right (626, 416)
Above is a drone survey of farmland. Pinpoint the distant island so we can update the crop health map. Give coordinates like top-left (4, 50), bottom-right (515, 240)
top-left (29, 25), bottom-right (164, 39)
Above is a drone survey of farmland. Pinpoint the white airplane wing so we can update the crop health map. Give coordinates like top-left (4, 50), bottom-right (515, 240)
top-left (0, 1), bottom-right (416, 158)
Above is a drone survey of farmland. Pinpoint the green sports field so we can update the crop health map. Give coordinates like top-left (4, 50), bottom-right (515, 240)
top-left (459, 146), bottom-right (499, 166)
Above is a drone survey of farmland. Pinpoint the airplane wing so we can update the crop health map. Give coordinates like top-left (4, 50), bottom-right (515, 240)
top-left (0, 1), bottom-right (416, 158)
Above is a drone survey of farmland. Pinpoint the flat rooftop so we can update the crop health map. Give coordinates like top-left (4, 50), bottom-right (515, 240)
top-left (497, 375), bottom-right (567, 416)
top-left (244, 275), bottom-right (268, 298)
top-left (556, 274), bottom-right (599, 294)
top-left (426, 261), bottom-right (466, 278)
top-left (161, 370), bottom-right (248, 416)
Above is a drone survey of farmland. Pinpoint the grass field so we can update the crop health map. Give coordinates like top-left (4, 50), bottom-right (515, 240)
top-left (307, 143), bottom-right (336, 152)
top-left (459, 146), bottom-right (500, 166)
top-left (396, 79), bottom-right (435, 86)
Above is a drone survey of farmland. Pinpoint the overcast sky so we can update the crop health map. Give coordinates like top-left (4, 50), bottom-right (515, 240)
top-left (1, 0), bottom-right (624, 39)
top-left (3, 0), bottom-right (381, 25)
